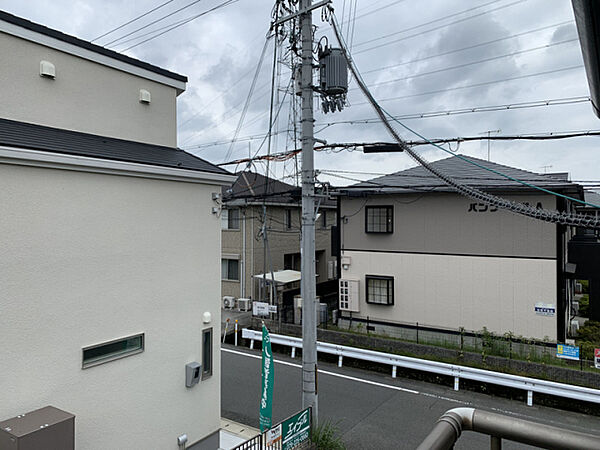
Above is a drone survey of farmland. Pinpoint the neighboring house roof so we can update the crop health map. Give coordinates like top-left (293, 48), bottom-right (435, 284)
top-left (223, 172), bottom-right (301, 204)
top-left (223, 172), bottom-right (336, 207)
top-left (0, 118), bottom-right (228, 175)
top-left (0, 10), bottom-right (187, 83)
top-left (341, 155), bottom-right (582, 195)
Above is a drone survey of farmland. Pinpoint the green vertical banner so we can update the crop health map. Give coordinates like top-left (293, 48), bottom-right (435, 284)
top-left (260, 323), bottom-right (274, 432)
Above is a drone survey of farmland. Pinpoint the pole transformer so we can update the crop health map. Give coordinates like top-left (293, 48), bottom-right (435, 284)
top-left (299, 0), bottom-right (318, 426)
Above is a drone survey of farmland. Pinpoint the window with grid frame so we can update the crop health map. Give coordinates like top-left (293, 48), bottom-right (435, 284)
top-left (365, 206), bottom-right (393, 233)
top-left (366, 276), bottom-right (394, 305)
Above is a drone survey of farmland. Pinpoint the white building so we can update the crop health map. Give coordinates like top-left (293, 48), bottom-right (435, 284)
top-left (0, 11), bottom-right (234, 450)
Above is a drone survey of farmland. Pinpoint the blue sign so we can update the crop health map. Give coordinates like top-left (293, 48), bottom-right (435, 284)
top-left (556, 344), bottom-right (580, 361)
top-left (534, 303), bottom-right (555, 316)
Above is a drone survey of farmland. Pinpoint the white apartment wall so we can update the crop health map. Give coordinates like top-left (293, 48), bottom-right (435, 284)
top-left (0, 32), bottom-right (178, 147)
top-left (0, 164), bottom-right (221, 450)
top-left (342, 250), bottom-right (557, 340)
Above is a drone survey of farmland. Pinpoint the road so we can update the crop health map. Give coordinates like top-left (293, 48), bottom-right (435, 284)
top-left (221, 344), bottom-right (600, 449)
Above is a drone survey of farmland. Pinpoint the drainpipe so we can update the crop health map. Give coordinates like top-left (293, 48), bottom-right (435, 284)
top-left (241, 208), bottom-right (246, 298)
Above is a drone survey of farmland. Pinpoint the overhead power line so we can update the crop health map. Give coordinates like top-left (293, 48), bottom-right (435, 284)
top-left (328, 7), bottom-right (600, 228)
top-left (353, 0), bottom-right (503, 48)
top-left (354, 0), bottom-right (530, 55)
top-left (354, 65), bottom-right (585, 105)
top-left (92, 0), bottom-right (177, 43)
top-left (119, 0), bottom-right (239, 52)
top-left (355, 38), bottom-right (579, 91)
top-left (361, 20), bottom-right (574, 76)
top-left (316, 96), bottom-right (590, 129)
top-left (104, 0), bottom-right (206, 47)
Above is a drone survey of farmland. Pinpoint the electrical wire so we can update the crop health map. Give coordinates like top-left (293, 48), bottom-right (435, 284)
top-left (353, 65), bottom-right (585, 105)
top-left (353, 0), bottom-right (503, 49)
top-left (120, 0), bottom-right (239, 52)
top-left (328, 7), bottom-right (600, 229)
top-left (354, 0), bottom-right (530, 55)
top-left (92, 0), bottom-right (177, 42)
top-left (354, 38), bottom-right (579, 91)
top-left (223, 35), bottom-right (272, 163)
top-left (361, 20), bottom-right (574, 76)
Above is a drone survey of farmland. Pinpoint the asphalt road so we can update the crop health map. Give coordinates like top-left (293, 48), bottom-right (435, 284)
top-left (221, 344), bottom-right (600, 449)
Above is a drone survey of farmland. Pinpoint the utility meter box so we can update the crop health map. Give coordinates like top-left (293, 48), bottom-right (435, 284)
top-left (0, 406), bottom-right (74, 450)
top-left (185, 362), bottom-right (202, 387)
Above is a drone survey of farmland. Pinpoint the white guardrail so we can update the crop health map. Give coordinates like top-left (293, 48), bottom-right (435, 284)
top-left (241, 328), bottom-right (600, 407)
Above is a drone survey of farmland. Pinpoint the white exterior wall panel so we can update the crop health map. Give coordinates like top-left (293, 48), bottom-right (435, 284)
top-left (342, 250), bottom-right (557, 340)
top-left (0, 164), bottom-right (221, 449)
top-left (0, 32), bottom-right (178, 147)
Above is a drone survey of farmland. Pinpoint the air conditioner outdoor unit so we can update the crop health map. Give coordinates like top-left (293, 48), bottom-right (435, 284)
top-left (223, 296), bottom-right (236, 309)
top-left (238, 298), bottom-right (252, 312)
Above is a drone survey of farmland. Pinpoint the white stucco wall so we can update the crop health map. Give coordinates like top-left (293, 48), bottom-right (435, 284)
top-left (0, 31), bottom-right (178, 147)
top-left (0, 164), bottom-right (222, 449)
top-left (341, 250), bottom-right (557, 340)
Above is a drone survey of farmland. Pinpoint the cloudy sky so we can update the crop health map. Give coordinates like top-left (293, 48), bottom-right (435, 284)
top-left (3, 0), bottom-right (599, 189)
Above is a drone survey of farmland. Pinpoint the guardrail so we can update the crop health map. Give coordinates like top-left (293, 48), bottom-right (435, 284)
top-left (241, 328), bottom-right (600, 407)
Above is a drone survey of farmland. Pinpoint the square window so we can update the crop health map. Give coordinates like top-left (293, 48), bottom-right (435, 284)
top-left (366, 276), bottom-right (394, 305)
top-left (365, 206), bottom-right (393, 233)
top-left (221, 208), bottom-right (240, 230)
top-left (221, 258), bottom-right (240, 281)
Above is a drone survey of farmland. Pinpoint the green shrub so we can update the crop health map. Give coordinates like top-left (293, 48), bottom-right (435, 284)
top-left (579, 294), bottom-right (590, 318)
top-left (576, 320), bottom-right (600, 359)
top-left (311, 420), bottom-right (345, 450)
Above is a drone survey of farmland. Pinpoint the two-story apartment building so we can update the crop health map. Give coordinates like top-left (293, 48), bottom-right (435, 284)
top-left (221, 172), bottom-right (338, 309)
top-left (0, 11), bottom-right (234, 450)
top-left (337, 156), bottom-right (583, 342)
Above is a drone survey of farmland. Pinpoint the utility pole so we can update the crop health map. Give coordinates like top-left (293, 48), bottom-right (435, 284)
top-left (299, 0), bottom-right (318, 426)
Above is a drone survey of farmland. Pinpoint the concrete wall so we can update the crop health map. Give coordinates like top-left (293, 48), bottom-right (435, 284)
top-left (221, 204), bottom-right (336, 301)
top-left (0, 164), bottom-right (221, 450)
top-left (0, 32), bottom-right (178, 146)
top-left (341, 193), bottom-right (556, 258)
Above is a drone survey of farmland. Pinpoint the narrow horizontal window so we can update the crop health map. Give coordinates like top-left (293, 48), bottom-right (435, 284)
top-left (82, 333), bottom-right (144, 368)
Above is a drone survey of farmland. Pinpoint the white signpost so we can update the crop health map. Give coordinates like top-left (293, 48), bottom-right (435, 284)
top-left (253, 301), bottom-right (277, 316)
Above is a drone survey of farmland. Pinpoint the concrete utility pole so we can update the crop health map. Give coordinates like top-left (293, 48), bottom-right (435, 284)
top-left (299, 0), bottom-right (318, 426)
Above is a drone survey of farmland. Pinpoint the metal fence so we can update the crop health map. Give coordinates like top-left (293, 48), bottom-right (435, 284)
top-left (337, 315), bottom-right (597, 371)
top-left (242, 328), bottom-right (600, 407)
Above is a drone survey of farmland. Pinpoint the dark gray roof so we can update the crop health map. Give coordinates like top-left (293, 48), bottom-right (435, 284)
top-left (0, 118), bottom-right (229, 175)
top-left (223, 172), bottom-right (300, 204)
top-left (344, 155), bottom-right (581, 194)
top-left (0, 10), bottom-right (187, 83)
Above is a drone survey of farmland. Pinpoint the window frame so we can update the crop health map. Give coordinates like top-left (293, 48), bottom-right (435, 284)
top-left (365, 205), bottom-right (394, 234)
top-left (221, 208), bottom-right (240, 230)
top-left (82, 333), bottom-right (144, 369)
top-left (221, 258), bottom-right (240, 281)
top-left (285, 208), bottom-right (292, 229)
top-left (365, 275), bottom-right (394, 306)
top-left (202, 328), bottom-right (213, 380)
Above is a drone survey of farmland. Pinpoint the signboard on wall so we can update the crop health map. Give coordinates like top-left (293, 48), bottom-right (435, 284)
top-left (557, 344), bottom-right (580, 360)
top-left (595, 349), bottom-right (600, 369)
top-left (534, 303), bottom-right (556, 316)
top-left (253, 302), bottom-right (277, 316)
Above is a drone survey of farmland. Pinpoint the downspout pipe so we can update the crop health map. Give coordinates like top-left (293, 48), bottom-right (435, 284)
top-left (417, 408), bottom-right (600, 450)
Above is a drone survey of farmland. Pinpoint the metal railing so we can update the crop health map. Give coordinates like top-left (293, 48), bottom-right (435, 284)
top-left (241, 328), bottom-right (600, 406)
top-left (416, 407), bottom-right (600, 450)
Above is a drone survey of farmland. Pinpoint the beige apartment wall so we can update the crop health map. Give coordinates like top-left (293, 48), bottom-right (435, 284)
top-left (221, 204), bottom-right (336, 302)
top-left (0, 32), bottom-right (177, 146)
top-left (0, 164), bottom-right (221, 450)
top-left (342, 250), bottom-right (557, 340)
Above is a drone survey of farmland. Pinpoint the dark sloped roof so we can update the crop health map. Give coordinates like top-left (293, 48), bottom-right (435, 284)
top-left (0, 118), bottom-right (229, 175)
top-left (345, 155), bottom-right (581, 194)
top-left (224, 172), bottom-right (300, 204)
top-left (0, 10), bottom-right (187, 83)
